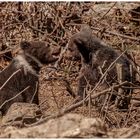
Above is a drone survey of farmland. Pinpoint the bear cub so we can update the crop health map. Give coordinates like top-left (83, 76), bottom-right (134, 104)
top-left (0, 41), bottom-right (58, 115)
top-left (68, 25), bottom-right (135, 109)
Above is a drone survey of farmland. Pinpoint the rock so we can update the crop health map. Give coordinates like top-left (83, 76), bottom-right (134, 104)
top-left (0, 113), bottom-right (107, 138)
top-left (2, 102), bottom-right (42, 127)
top-left (108, 124), bottom-right (140, 138)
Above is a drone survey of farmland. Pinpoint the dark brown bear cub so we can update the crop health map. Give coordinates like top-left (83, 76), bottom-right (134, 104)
top-left (0, 41), bottom-right (58, 115)
top-left (68, 25), bottom-right (134, 110)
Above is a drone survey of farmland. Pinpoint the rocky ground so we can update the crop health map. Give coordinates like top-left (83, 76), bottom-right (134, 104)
top-left (0, 2), bottom-right (140, 138)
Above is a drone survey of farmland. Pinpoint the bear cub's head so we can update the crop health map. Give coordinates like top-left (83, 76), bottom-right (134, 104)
top-left (20, 41), bottom-right (59, 65)
top-left (66, 25), bottom-right (93, 62)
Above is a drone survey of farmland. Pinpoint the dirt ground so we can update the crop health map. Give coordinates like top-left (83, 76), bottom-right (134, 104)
top-left (0, 2), bottom-right (140, 138)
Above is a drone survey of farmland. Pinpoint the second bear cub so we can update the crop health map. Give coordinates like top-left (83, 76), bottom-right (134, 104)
top-left (68, 25), bottom-right (134, 109)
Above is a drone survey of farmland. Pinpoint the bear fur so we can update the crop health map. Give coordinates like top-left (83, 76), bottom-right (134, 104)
top-left (68, 25), bottom-right (134, 109)
top-left (0, 41), bottom-right (58, 115)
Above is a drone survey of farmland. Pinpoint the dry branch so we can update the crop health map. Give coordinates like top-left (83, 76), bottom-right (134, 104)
top-left (0, 86), bottom-right (30, 110)
top-left (66, 23), bottom-right (140, 42)
top-left (30, 82), bottom-right (38, 104)
top-left (115, 63), bottom-right (123, 107)
top-left (0, 49), bottom-right (11, 56)
top-left (88, 50), bottom-right (127, 97)
top-left (29, 81), bottom-right (129, 127)
top-left (63, 78), bottom-right (76, 98)
top-left (0, 69), bottom-right (21, 91)
top-left (54, 44), bottom-right (68, 68)
top-left (91, 27), bottom-right (140, 42)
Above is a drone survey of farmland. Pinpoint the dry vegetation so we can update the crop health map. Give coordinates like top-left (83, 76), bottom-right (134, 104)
top-left (0, 2), bottom-right (140, 138)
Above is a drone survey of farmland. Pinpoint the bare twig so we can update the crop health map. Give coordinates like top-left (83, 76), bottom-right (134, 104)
top-left (88, 50), bottom-right (127, 98)
top-left (99, 3), bottom-right (117, 21)
top-left (54, 44), bottom-right (68, 68)
top-left (62, 78), bottom-right (76, 98)
top-left (0, 49), bottom-right (12, 56)
top-left (67, 23), bottom-right (140, 42)
top-left (29, 81), bottom-right (128, 127)
top-left (115, 63), bottom-right (123, 107)
top-left (30, 82), bottom-right (38, 104)
top-left (29, 25), bottom-right (45, 34)
top-left (91, 27), bottom-right (140, 42)
top-left (28, 25), bottom-right (61, 49)
top-left (0, 86), bottom-right (30, 110)
top-left (0, 69), bottom-right (21, 91)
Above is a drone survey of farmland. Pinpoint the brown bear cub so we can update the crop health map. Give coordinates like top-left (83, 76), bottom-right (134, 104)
top-left (68, 25), bottom-right (134, 110)
top-left (0, 41), bottom-right (58, 115)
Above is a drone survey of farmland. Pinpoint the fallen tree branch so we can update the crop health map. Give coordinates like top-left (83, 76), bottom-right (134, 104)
top-left (66, 23), bottom-right (140, 42)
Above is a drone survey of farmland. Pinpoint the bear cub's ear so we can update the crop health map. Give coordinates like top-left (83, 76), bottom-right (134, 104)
top-left (80, 24), bottom-right (92, 34)
top-left (20, 41), bottom-right (31, 50)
